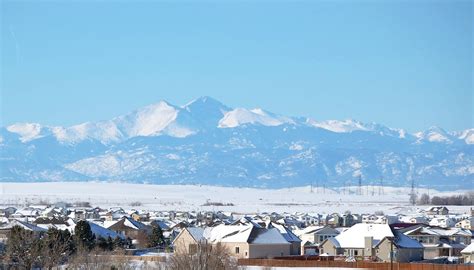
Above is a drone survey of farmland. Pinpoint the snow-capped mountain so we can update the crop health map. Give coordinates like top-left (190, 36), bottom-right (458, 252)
top-left (1, 97), bottom-right (472, 190)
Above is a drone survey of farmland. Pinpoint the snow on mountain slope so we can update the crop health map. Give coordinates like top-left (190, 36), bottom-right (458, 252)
top-left (414, 126), bottom-right (453, 143)
top-left (306, 119), bottom-right (370, 133)
top-left (51, 121), bottom-right (123, 144)
top-left (457, 129), bottom-right (474, 144)
top-left (113, 101), bottom-right (191, 137)
top-left (1, 97), bottom-right (472, 189)
top-left (6, 123), bottom-right (47, 142)
top-left (218, 108), bottom-right (294, 128)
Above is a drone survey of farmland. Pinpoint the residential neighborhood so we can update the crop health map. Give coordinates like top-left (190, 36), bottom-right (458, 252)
top-left (0, 202), bottom-right (473, 268)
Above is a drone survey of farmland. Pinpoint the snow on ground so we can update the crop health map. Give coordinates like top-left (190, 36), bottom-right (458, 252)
top-left (0, 182), bottom-right (471, 215)
top-left (243, 267), bottom-right (368, 270)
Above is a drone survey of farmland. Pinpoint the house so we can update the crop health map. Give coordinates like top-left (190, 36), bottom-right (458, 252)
top-left (295, 226), bottom-right (340, 255)
top-left (456, 217), bottom-right (474, 230)
top-left (0, 207), bottom-right (17, 218)
top-left (174, 225), bottom-right (292, 259)
top-left (398, 215), bottom-right (429, 225)
top-left (319, 223), bottom-right (421, 262)
top-left (362, 214), bottom-right (398, 225)
top-left (373, 230), bottom-right (424, 262)
top-left (10, 207), bottom-right (40, 221)
top-left (172, 227), bottom-right (206, 253)
top-left (401, 225), bottom-right (472, 259)
top-left (205, 224), bottom-right (291, 258)
top-left (429, 217), bottom-right (456, 228)
top-left (0, 220), bottom-right (47, 245)
top-left (342, 213), bottom-right (356, 227)
top-left (34, 217), bottom-right (72, 230)
top-left (426, 206), bottom-right (449, 216)
top-left (76, 221), bottom-right (125, 240)
top-left (107, 216), bottom-right (151, 247)
top-left (461, 243), bottom-right (474, 263)
top-left (326, 213), bottom-right (342, 227)
top-left (267, 222), bottom-right (301, 255)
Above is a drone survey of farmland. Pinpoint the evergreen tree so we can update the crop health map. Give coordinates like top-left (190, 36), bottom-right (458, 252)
top-left (106, 236), bottom-right (114, 251)
top-left (74, 220), bottom-right (95, 251)
top-left (148, 224), bottom-right (165, 248)
top-left (97, 236), bottom-right (108, 251)
top-left (112, 236), bottom-right (127, 250)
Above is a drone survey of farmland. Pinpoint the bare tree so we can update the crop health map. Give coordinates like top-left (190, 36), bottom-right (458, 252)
top-left (5, 226), bottom-right (43, 269)
top-left (418, 193), bottom-right (430, 205)
top-left (168, 242), bottom-right (237, 270)
top-left (409, 193), bottom-right (417, 206)
top-left (67, 250), bottom-right (164, 270)
top-left (42, 228), bottom-right (75, 269)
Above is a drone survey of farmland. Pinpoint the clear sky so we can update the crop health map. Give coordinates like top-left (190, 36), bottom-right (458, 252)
top-left (1, 0), bottom-right (472, 132)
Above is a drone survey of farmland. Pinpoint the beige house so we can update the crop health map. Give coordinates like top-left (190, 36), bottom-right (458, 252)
top-left (401, 225), bottom-right (471, 259)
top-left (426, 206), bottom-right (449, 216)
top-left (173, 225), bottom-right (291, 259)
top-left (373, 231), bottom-right (423, 262)
top-left (295, 226), bottom-right (339, 255)
top-left (320, 223), bottom-right (422, 262)
top-left (173, 227), bottom-right (205, 254)
top-left (456, 217), bottom-right (474, 230)
top-left (267, 222), bottom-right (301, 255)
top-left (461, 243), bottom-right (474, 263)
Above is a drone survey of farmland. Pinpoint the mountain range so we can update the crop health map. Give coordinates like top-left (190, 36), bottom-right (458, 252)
top-left (1, 97), bottom-right (472, 190)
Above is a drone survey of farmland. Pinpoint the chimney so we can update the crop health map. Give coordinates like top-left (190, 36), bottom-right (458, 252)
top-left (364, 236), bottom-right (373, 256)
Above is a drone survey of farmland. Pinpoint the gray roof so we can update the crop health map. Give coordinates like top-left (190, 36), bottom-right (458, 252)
top-left (393, 230), bottom-right (423, 249)
top-left (328, 236), bottom-right (341, 248)
top-left (187, 227), bottom-right (205, 242)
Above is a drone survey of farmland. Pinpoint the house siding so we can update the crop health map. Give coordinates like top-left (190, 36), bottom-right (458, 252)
top-left (248, 244), bottom-right (291, 259)
top-left (173, 229), bottom-right (199, 254)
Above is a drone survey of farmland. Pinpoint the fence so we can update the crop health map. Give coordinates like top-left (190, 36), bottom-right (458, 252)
top-left (237, 259), bottom-right (473, 270)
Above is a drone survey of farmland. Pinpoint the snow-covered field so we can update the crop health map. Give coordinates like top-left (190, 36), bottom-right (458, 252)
top-left (0, 182), bottom-right (471, 214)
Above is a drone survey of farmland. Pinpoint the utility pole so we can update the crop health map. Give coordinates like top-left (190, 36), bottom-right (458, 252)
top-left (409, 178), bottom-right (416, 205)
top-left (358, 175), bottom-right (362, 196)
top-left (379, 176), bottom-right (384, 196)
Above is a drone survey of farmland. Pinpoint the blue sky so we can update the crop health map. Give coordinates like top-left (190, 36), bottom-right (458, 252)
top-left (1, 0), bottom-right (472, 132)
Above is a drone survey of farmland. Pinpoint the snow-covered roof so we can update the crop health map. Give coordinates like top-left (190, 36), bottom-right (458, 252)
top-left (248, 227), bottom-right (289, 245)
top-left (461, 243), bottom-right (474, 254)
top-left (404, 226), bottom-right (472, 237)
top-left (204, 224), bottom-right (290, 245)
top-left (85, 221), bottom-right (124, 239)
top-left (205, 225), bottom-right (253, 243)
top-left (0, 220), bottom-right (47, 232)
top-left (187, 227), bottom-right (205, 242)
top-left (334, 223), bottom-right (394, 249)
top-left (268, 222), bottom-right (301, 243)
top-left (295, 225), bottom-right (325, 236)
top-left (123, 217), bottom-right (147, 230)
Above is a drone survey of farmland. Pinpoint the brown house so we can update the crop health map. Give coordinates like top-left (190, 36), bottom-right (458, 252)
top-left (107, 217), bottom-right (151, 247)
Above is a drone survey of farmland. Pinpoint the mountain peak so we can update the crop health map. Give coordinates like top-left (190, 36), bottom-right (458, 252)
top-left (183, 96), bottom-right (229, 110)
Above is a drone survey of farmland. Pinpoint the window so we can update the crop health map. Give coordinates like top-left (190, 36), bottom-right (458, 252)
top-left (235, 247), bottom-right (240, 254)
top-left (320, 236), bottom-right (324, 242)
top-left (354, 250), bottom-right (358, 256)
